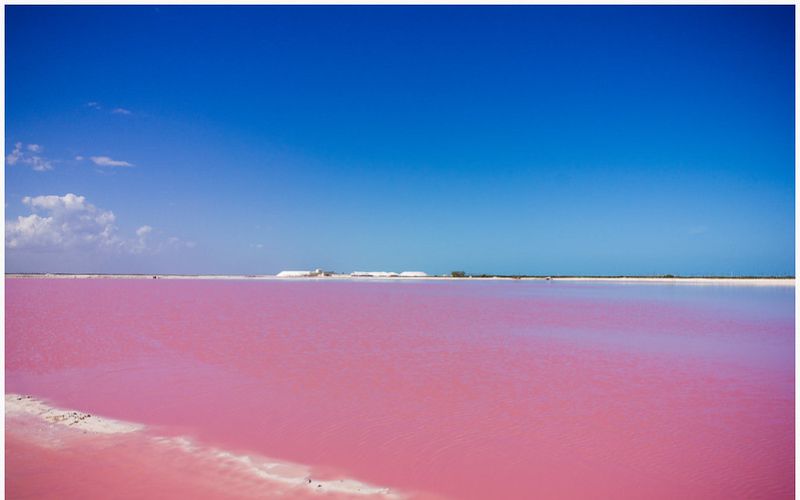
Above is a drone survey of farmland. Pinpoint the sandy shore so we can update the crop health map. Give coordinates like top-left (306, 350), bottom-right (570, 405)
top-left (6, 394), bottom-right (143, 434)
top-left (6, 273), bottom-right (794, 286)
top-left (543, 277), bottom-right (795, 286)
top-left (6, 393), bottom-right (401, 498)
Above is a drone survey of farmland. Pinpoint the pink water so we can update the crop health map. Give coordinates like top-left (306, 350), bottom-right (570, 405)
top-left (5, 278), bottom-right (795, 498)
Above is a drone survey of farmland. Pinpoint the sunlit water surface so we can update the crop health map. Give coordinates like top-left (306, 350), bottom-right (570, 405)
top-left (6, 279), bottom-right (794, 499)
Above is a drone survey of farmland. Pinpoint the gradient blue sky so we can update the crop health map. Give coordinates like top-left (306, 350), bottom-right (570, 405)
top-left (5, 6), bottom-right (795, 275)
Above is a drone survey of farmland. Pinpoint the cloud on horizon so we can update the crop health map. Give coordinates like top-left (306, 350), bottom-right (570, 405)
top-left (6, 193), bottom-right (192, 255)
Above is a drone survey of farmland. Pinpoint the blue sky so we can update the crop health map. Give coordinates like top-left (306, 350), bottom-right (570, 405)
top-left (5, 6), bottom-right (795, 275)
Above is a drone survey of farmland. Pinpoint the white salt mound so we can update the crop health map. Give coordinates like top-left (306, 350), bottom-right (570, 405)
top-left (276, 270), bottom-right (314, 278)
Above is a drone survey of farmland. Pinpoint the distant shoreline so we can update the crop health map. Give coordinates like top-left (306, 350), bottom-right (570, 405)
top-left (5, 273), bottom-right (795, 286)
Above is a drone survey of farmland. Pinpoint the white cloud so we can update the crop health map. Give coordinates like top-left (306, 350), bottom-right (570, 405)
top-left (165, 235), bottom-right (195, 250)
top-left (130, 225), bottom-right (153, 254)
top-left (7, 194), bottom-right (119, 251)
top-left (90, 156), bottom-right (133, 167)
top-left (6, 142), bottom-right (54, 171)
top-left (75, 155), bottom-right (84, 161)
top-left (28, 157), bottom-right (52, 171)
top-left (6, 142), bottom-right (22, 165)
top-left (6, 194), bottom-right (190, 255)
top-left (87, 102), bottom-right (133, 115)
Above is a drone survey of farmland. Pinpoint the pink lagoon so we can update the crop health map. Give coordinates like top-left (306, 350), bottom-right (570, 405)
top-left (4, 277), bottom-right (794, 499)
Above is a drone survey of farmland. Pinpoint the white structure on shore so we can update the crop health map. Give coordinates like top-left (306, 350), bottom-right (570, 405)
top-left (277, 270), bottom-right (429, 278)
top-left (277, 270), bottom-right (314, 277)
top-left (351, 271), bottom-right (427, 278)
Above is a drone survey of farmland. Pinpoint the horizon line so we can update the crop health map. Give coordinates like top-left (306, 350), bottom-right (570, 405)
top-left (5, 273), bottom-right (795, 280)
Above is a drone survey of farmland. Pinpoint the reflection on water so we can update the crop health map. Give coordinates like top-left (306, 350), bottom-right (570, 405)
top-left (6, 279), bottom-right (795, 499)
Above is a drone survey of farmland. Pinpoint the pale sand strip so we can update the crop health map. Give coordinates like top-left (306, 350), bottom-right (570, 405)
top-left (6, 394), bottom-right (143, 434)
top-left (6, 394), bottom-right (401, 498)
top-left (547, 277), bottom-right (795, 286)
top-left (5, 274), bottom-right (795, 286)
top-left (151, 435), bottom-right (398, 497)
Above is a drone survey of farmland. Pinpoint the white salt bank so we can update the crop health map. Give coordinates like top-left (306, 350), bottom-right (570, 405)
top-left (276, 270), bottom-right (314, 278)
